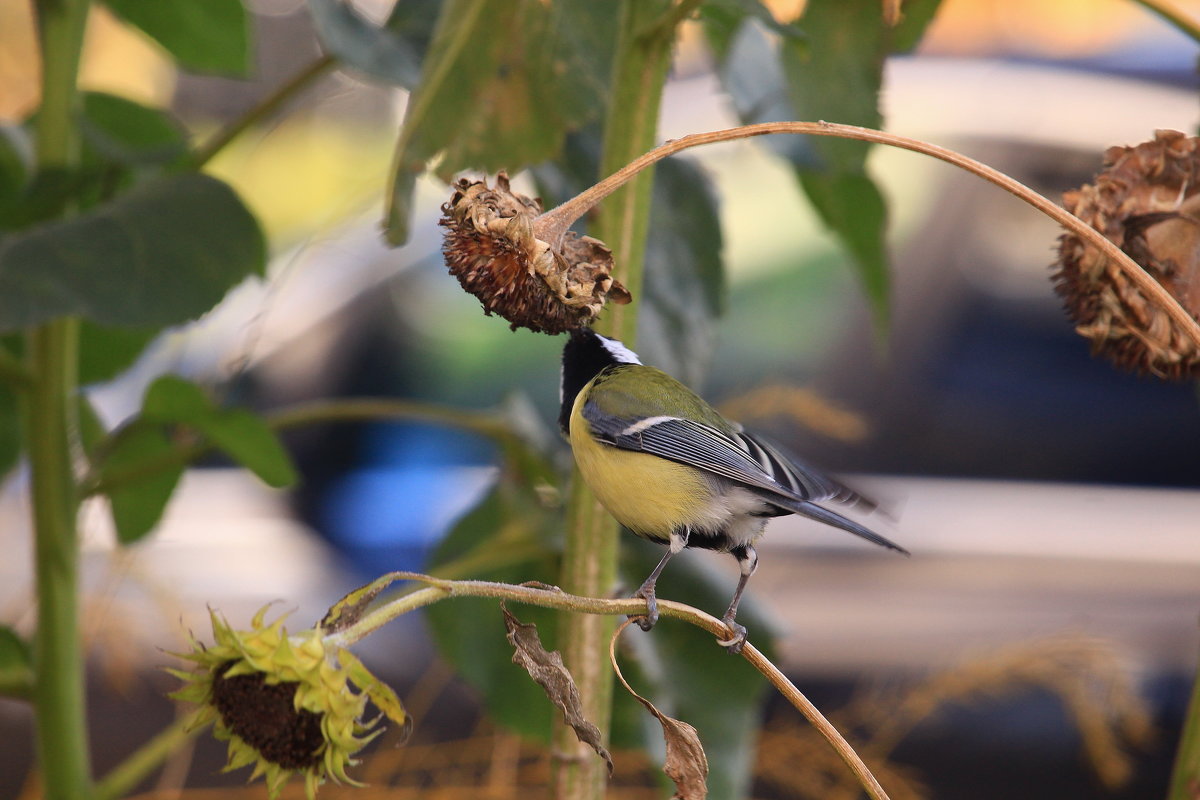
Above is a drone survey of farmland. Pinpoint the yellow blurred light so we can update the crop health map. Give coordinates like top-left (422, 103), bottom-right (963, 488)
top-left (920, 0), bottom-right (1153, 57)
top-left (0, 4), bottom-right (174, 123)
top-left (204, 120), bottom-right (396, 245)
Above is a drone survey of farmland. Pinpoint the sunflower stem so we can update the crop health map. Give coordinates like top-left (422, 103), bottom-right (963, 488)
top-left (94, 710), bottom-right (207, 800)
top-left (28, 1), bottom-right (91, 798)
top-left (1168, 645), bottom-right (1200, 799)
top-left (540, 121), bottom-right (1200, 350)
top-left (550, 4), bottom-right (674, 800)
top-left (320, 572), bottom-right (890, 799)
top-left (188, 53), bottom-right (338, 170)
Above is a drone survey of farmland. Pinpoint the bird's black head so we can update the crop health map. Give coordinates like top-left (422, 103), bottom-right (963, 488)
top-left (559, 328), bottom-right (641, 435)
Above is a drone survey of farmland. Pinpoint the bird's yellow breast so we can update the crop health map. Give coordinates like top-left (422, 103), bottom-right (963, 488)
top-left (569, 393), bottom-right (715, 541)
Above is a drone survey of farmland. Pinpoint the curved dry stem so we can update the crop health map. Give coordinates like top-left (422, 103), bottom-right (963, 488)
top-left (324, 572), bottom-right (890, 800)
top-left (535, 121), bottom-right (1200, 350)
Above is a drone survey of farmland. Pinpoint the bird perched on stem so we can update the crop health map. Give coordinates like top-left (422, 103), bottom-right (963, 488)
top-left (559, 328), bottom-right (908, 653)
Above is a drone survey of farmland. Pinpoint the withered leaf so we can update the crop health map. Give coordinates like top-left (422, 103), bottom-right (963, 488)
top-left (639, 696), bottom-right (709, 800)
top-left (610, 620), bottom-right (709, 799)
top-left (501, 604), bottom-right (613, 774)
top-left (321, 572), bottom-right (405, 633)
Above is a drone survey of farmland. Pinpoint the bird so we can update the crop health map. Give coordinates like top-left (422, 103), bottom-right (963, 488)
top-left (559, 327), bottom-right (908, 653)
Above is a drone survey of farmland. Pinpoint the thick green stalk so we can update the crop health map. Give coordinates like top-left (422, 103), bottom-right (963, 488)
top-left (26, 320), bottom-right (88, 800)
top-left (29, 1), bottom-right (91, 798)
top-left (551, 3), bottom-right (675, 799)
top-left (1169, 651), bottom-right (1200, 799)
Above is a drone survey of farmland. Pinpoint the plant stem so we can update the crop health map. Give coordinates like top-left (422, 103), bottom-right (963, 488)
top-left (84, 397), bottom-right (516, 497)
top-left (320, 572), bottom-right (890, 799)
top-left (188, 53), bottom-right (338, 170)
top-left (550, 5), bottom-right (675, 800)
top-left (29, 1), bottom-right (91, 798)
top-left (25, 319), bottom-right (88, 800)
top-left (1132, 0), bottom-right (1200, 44)
top-left (1169, 649), bottom-right (1200, 799)
top-left (539, 121), bottom-right (1200, 349)
top-left (93, 710), bottom-right (207, 800)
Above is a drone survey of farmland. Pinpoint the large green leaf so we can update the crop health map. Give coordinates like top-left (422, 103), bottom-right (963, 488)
top-left (80, 92), bottom-right (189, 167)
top-left (0, 127), bottom-right (29, 222)
top-left (707, 0), bottom-right (943, 328)
top-left (98, 375), bottom-right (297, 543)
top-left (639, 157), bottom-right (726, 388)
top-left (0, 625), bottom-right (33, 699)
top-left (79, 321), bottom-right (158, 385)
top-left (0, 173), bottom-right (265, 331)
top-left (99, 420), bottom-right (185, 544)
top-left (383, 0), bottom-right (616, 243)
top-left (102, 0), bottom-right (252, 76)
top-left (142, 375), bottom-right (298, 488)
top-left (307, 0), bottom-right (439, 87)
top-left (425, 483), bottom-right (565, 740)
top-left (0, 380), bottom-right (17, 482)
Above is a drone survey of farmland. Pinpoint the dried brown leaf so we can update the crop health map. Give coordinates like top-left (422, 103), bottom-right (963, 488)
top-left (321, 573), bottom-right (405, 633)
top-left (501, 605), bottom-right (613, 775)
top-left (609, 620), bottom-right (709, 800)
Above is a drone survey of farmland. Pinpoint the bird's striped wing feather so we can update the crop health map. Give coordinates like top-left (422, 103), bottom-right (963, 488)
top-left (584, 405), bottom-right (851, 505)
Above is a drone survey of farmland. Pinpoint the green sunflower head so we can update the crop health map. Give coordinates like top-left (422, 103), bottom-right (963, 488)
top-left (170, 606), bottom-right (411, 799)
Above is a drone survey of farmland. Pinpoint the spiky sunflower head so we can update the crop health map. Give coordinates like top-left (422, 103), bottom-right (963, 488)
top-left (170, 606), bottom-right (411, 800)
top-left (1054, 129), bottom-right (1200, 378)
top-left (439, 172), bottom-right (631, 333)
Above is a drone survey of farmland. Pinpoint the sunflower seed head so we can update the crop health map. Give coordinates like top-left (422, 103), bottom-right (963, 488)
top-left (440, 173), bottom-right (630, 334)
top-left (1054, 129), bottom-right (1200, 379)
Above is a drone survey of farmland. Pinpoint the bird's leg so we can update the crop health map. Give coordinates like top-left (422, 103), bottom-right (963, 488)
top-left (718, 544), bottom-right (758, 654)
top-left (632, 528), bottom-right (688, 632)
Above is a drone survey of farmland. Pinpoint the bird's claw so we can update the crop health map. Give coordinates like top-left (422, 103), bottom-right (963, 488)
top-left (631, 586), bottom-right (659, 632)
top-left (717, 616), bottom-right (748, 654)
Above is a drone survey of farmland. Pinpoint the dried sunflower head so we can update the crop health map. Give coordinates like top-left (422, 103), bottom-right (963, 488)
top-left (170, 606), bottom-right (411, 799)
top-left (1054, 129), bottom-right (1200, 378)
top-left (439, 172), bottom-right (631, 333)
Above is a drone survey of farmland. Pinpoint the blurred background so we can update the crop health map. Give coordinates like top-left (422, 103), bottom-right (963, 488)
top-left (2, 0), bottom-right (1200, 798)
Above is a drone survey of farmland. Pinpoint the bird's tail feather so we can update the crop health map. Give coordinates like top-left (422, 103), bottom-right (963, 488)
top-left (785, 499), bottom-right (909, 556)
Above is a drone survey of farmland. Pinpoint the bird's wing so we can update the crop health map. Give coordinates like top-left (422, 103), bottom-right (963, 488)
top-left (583, 403), bottom-right (908, 555)
top-left (584, 404), bottom-right (837, 503)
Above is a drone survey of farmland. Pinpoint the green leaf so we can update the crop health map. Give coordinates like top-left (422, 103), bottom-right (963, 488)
top-left (142, 375), bottom-right (298, 488)
top-left (80, 92), bottom-right (189, 167)
top-left (0, 625), bottom-right (33, 699)
top-left (79, 321), bottom-right (158, 385)
top-left (99, 421), bottom-right (185, 544)
top-left (798, 170), bottom-right (890, 326)
top-left (0, 126), bottom-right (30, 221)
top-left (0, 173), bottom-right (266, 331)
top-left (0, 381), bottom-right (17, 483)
top-left (199, 409), bottom-right (297, 488)
top-left (640, 157), bottom-right (726, 387)
top-left (383, 0), bottom-right (617, 243)
top-left (781, 0), bottom-right (940, 325)
top-left (102, 0), bottom-right (252, 76)
top-left (142, 375), bottom-right (212, 423)
top-left (78, 394), bottom-right (109, 460)
top-left (709, 0), bottom-right (942, 329)
top-left (307, 0), bottom-right (439, 87)
top-left (425, 483), bottom-right (564, 741)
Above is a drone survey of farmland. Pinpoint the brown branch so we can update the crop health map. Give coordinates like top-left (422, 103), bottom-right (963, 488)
top-left (534, 121), bottom-right (1200, 350)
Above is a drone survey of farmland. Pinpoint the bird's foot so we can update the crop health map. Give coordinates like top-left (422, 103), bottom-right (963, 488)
top-left (717, 615), bottom-right (748, 654)
top-left (631, 584), bottom-right (659, 632)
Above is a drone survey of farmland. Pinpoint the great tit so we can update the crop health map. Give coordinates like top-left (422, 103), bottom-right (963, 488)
top-left (559, 328), bottom-right (908, 653)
